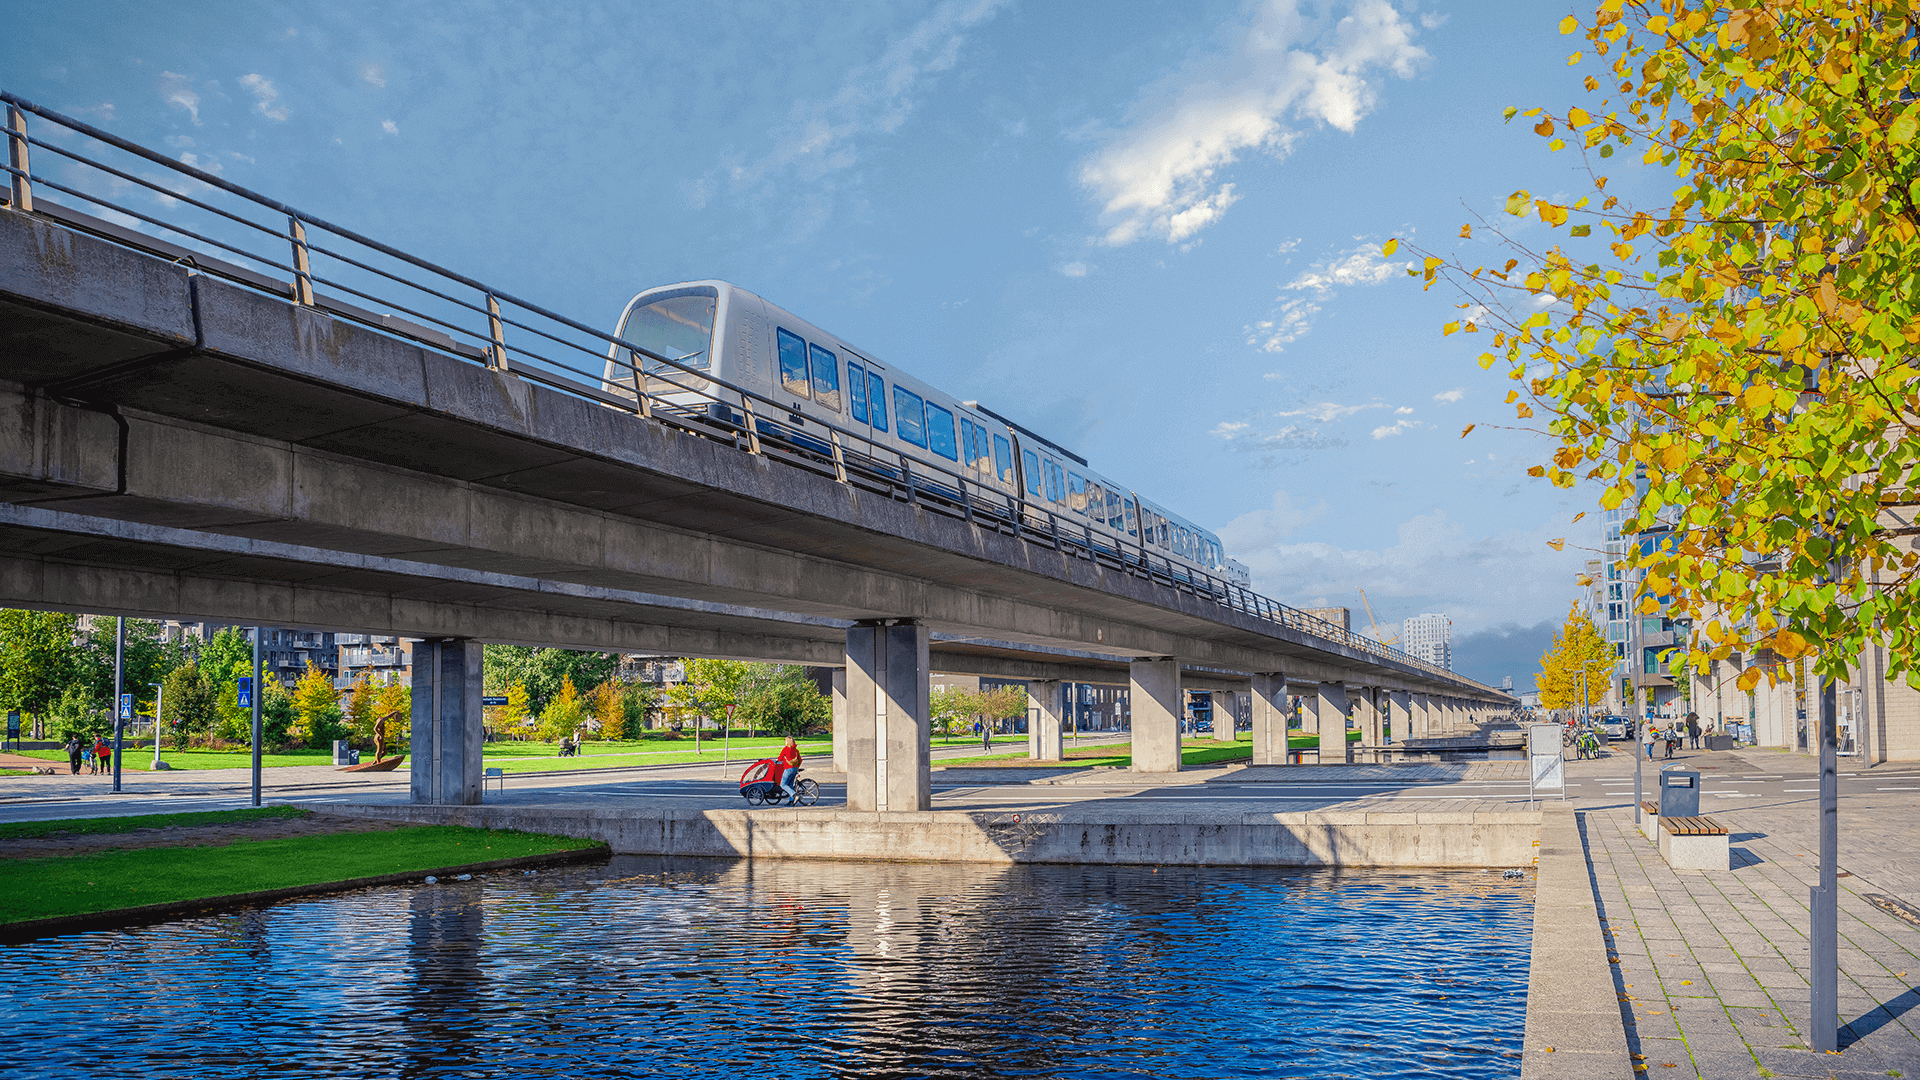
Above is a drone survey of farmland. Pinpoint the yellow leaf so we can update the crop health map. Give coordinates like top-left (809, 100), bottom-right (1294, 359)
top-left (1458, 224), bottom-right (1471, 240)
top-left (1742, 384), bottom-right (1772, 411)
top-left (1528, 465), bottom-right (1546, 477)
top-left (1506, 190), bottom-right (1533, 216)
top-left (1571, 511), bottom-right (1585, 524)
top-left (1575, 573), bottom-right (1594, 587)
top-left (1547, 538), bottom-right (1566, 551)
top-left (1567, 52), bottom-right (1582, 66)
top-left (1534, 118), bottom-right (1555, 137)
top-left (1443, 321), bottom-right (1460, 336)
top-left (1505, 389), bottom-right (1519, 403)
top-left (1568, 106), bottom-right (1590, 127)
top-left (1517, 403), bottom-right (1534, 418)
top-left (1382, 238), bottom-right (1399, 257)
top-left (1736, 668), bottom-right (1761, 692)
top-left (1460, 423), bottom-right (1476, 438)
top-left (1646, 15), bottom-right (1668, 34)
top-left (1775, 629), bottom-right (1809, 659)
top-left (1559, 14), bottom-right (1579, 34)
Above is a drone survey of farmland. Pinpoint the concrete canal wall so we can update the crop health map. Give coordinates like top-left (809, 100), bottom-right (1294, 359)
top-left (312, 803), bottom-right (1542, 868)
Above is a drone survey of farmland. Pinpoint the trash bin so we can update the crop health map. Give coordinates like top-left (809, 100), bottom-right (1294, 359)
top-left (1659, 765), bottom-right (1701, 818)
top-left (333, 739), bottom-right (351, 766)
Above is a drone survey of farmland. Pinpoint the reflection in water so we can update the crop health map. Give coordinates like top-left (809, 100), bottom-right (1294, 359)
top-left (5, 859), bottom-right (1532, 1078)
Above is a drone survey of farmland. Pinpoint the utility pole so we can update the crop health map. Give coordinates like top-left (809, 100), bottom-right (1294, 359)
top-left (251, 627), bottom-right (264, 808)
top-left (150, 680), bottom-right (164, 769)
top-left (1811, 675), bottom-right (1839, 1050)
top-left (111, 616), bottom-right (124, 793)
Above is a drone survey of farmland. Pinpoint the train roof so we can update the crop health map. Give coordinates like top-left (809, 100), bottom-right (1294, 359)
top-left (967, 403), bottom-right (1087, 467)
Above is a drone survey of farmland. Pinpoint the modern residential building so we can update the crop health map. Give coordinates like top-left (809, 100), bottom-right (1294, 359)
top-left (1401, 613), bottom-right (1452, 671)
top-left (334, 635), bottom-right (411, 693)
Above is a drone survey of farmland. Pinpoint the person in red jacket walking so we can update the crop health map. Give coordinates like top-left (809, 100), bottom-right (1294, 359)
top-left (775, 736), bottom-right (802, 803)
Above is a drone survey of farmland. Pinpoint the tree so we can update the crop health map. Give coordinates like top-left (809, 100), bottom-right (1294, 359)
top-left (374, 677), bottom-right (411, 750)
top-left (290, 659), bottom-right (345, 749)
top-left (538, 675), bottom-right (589, 743)
top-left (930, 686), bottom-right (979, 739)
top-left (734, 667), bottom-right (830, 738)
top-left (159, 661), bottom-right (218, 748)
top-left (47, 683), bottom-right (105, 739)
top-left (977, 685), bottom-right (1030, 726)
top-left (1408, 5), bottom-right (1920, 689)
top-left (591, 680), bottom-right (625, 741)
top-left (483, 646), bottom-right (619, 714)
top-left (344, 671), bottom-right (377, 745)
top-left (0, 609), bottom-right (82, 737)
top-left (76, 618), bottom-right (180, 715)
top-left (1538, 605), bottom-right (1613, 714)
top-left (662, 659), bottom-right (753, 730)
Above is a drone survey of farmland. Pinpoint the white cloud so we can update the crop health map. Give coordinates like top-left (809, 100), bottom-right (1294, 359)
top-left (362, 64), bottom-right (387, 88)
top-left (1274, 237), bottom-right (1302, 255)
top-left (1394, 406), bottom-right (1413, 415)
top-left (1218, 506), bottom-right (1588, 632)
top-left (1215, 489), bottom-right (1331, 548)
top-left (1061, 261), bottom-right (1088, 277)
top-left (1276, 400), bottom-right (1388, 422)
top-left (1283, 244), bottom-right (1409, 294)
top-left (1079, 0), bottom-right (1426, 246)
top-left (1245, 296), bottom-right (1320, 352)
top-left (745, 0), bottom-right (1006, 184)
top-left (239, 73), bottom-right (289, 122)
top-left (1370, 418), bottom-right (1423, 438)
top-left (381, 119), bottom-right (399, 135)
top-left (160, 72), bottom-right (200, 125)
top-left (1433, 387), bottom-right (1465, 403)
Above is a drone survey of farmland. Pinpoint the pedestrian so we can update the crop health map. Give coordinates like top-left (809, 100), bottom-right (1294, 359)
top-left (1686, 711), bottom-right (1701, 750)
top-left (981, 720), bottom-right (992, 753)
top-left (1662, 724), bottom-right (1678, 759)
top-left (93, 734), bottom-right (112, 776)
top-left (65, 733), bottom-right (82, 775)
top-left (1641, 722), bottom-right (1657, 761)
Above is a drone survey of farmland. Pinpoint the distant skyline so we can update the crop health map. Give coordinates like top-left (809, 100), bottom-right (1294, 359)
top-left (4, 1), bottom-right (1641, 686)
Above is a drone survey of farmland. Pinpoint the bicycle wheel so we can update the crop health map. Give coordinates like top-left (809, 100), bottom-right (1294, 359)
top-left (743, 789), bottom-right (764, 806)
top-left (796, 778), bottom-right (819, 806)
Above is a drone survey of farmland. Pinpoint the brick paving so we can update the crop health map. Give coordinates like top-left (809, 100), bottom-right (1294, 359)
top-left (1578, 781), bottom-right (1920, 1079)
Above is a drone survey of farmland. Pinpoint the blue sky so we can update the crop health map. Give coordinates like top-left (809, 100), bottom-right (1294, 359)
top-left (5, 1), bottom-right (1639, 690)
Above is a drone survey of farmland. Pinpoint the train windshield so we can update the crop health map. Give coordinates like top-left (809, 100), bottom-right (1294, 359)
top-left (619, 291), bottom-right (716, 374)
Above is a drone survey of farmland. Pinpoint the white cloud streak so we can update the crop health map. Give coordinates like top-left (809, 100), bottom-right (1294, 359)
top-left (1433, 387), bottom-right (1465, 403)
top-left (1079, 0), bottom-right (1426, 246)
top-left (160, 72), bottom-right (200, 125)
top-left (1249, 243), bottom-right (1411, 351)
top-left (239, 73), bottom-right (289, 122)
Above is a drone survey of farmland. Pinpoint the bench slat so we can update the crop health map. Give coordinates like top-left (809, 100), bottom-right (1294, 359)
top-left (1659, 815), bottom-right (1728, 836)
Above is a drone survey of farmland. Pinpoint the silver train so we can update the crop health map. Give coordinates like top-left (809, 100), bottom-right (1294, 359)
top-left (602, 281), bottom-right (1250, 588)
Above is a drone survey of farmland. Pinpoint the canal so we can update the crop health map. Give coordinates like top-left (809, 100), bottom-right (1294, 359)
top-left (7, 858), bottom-right (1533, 1078)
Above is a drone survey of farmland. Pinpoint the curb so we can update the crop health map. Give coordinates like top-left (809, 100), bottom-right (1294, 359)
top-left (0, 843), bottom-right (611, 944)
top-left (1519, 804), bottom-right (1634, 1079)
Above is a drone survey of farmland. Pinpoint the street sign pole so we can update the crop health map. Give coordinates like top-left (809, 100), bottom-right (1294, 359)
top-left (111, 616), bottom-right (124, 793)
top-left (1811, 676), bottom-right (1839, 1051)
top-left (151, 681), bottom-right (164, 769)
top-left (723, 703), bottom-right (735, 776)
top-left (250, 627), bottom-right (263, 808)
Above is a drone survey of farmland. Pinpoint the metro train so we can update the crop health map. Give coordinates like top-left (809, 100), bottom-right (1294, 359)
top-left (601, 281), bottom-right (1250, 588)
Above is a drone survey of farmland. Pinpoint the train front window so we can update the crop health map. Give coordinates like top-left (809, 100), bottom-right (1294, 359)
top-left (777, 328), bottom-right (810, 399)
top-left (1022, 449), bottom-right (1041, 496)
top-left (809, 343), bottom-right (841, 411)
top-left (993, 435), bottom-right (1013, 484)
top-left (894, 386), bottom-right (927, 447)
top-left (847, 361), bottom-right (868, 423)
top-left (868, 372), bottom-right (888, 431)
top-left (620, 292), bottom-right (716, 375)
top-left (926, 403), bottom-right (958, 461)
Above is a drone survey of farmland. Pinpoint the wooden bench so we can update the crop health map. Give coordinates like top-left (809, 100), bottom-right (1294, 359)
top-left (1638, 800), bottom-right (1658, 838)
top-left (1658, 813), bottom-right (1729, 870)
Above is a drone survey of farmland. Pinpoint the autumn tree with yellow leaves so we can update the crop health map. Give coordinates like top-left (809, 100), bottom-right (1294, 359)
top-left (1538, 605), bottom-right (1617, 713)
top-left (1399, 2), bottom-right (1920, 691)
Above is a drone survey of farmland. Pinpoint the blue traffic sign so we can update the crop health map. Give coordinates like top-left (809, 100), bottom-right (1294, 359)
top-left (237, 676), bottom-right (253, 708)
top-left (118, 693), bottom-right (133, 720)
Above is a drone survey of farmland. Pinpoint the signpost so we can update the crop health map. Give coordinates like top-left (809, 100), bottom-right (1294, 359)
top-left (722, 704), bottom-right (735, 776)
top-left (1527, 723), bottom-right (1565, 804)
top-left (249, 628), bottom-right (263, 808)
top-left (150, 682), bottom-right (164, 770)
top-left (3, 710), bottom-right (17, 752)
top-left (111, 617), bottom-right (124, 793)
top-left (481, 696), bottom-right (509, 707)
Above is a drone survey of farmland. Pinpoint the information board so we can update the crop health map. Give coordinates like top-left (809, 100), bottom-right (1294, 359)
top-left (1528, 722), bottom-right (1565, 797)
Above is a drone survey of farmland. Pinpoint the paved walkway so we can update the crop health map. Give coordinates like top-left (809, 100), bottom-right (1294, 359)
top-left (1576, 757), bottom-right (1920, 1079)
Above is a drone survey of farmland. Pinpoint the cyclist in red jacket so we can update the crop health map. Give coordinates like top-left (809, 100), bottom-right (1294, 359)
top-left (775, 737), bottom-right (802, 803)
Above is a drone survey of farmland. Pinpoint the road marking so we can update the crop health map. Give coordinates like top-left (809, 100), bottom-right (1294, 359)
top-left (1874, 787), bottom-right (1920, 791)
top-left (1783, 788), bottom-right (1821, 793)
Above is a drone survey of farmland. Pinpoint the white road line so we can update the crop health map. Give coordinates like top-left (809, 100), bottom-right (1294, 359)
top-left (1783, 788), bottom-right (1821, 793)
top-left (1874, 788), bottom-right (1920, 791)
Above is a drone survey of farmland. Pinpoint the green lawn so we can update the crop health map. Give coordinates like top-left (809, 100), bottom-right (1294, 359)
top-left (0, 822), bottom-right (603, 924)
top-left (0, 806), bottom-right (307, 841)
top-left (939, 742), bottom-right (1256, 769)
top-left (16, 746), bottom-right (339, 772)
top-left (482, 737), bottom-right (832, 774)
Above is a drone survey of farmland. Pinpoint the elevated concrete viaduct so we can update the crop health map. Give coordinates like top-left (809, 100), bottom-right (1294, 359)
top-left (0, 200), bottom-right (1511, 810)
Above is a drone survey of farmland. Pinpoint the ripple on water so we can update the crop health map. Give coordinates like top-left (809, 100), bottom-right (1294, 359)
top-left (3, 858), bottom-right (1532, 1079)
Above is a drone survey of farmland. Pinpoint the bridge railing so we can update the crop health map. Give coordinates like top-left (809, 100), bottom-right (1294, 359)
top-left (0, 93), bottom-right (1504, 697)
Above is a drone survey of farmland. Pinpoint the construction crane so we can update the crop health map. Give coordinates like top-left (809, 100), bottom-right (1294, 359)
top-left (1357, 589), bottom-right (1401, 647)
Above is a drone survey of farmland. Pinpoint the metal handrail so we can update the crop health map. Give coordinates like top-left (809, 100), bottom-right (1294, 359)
top-left (0, 90), bottom-right (1506, 697)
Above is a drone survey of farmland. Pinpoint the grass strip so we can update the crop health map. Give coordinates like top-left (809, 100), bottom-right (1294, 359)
top-left (0, 806), bottom-right (309, 842)
top-left (939, 743), bottom-right (1255, 769)
top-left (0, 825), bottom-right (602, 925)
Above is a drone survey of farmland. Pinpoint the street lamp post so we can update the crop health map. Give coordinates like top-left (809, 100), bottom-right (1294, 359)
top-left (251, 627), bottom-right (263, 808)
top-left (111, 616), bottom-right (124, 793)
top-left (150, 681), bottom-right (164, 770)
top-left (1811, 676), bottom-right (1839, 1050)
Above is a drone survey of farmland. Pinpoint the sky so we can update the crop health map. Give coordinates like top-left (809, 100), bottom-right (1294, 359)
top-left (3, 0), bottom-right (1651, 691)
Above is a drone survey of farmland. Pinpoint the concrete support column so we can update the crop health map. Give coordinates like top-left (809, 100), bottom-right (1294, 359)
top-left (1251, 673), bottom-right (1288, 765)
top-left (1129, 658), bottom-right (1183, 773)
top-left (844, 621), bottom-right (931, 812)
top-left (1213, 690), bottom-right (1238, 742)
top-left (831, 667), bottom-right (847, 773)
top-left (1407, 693), bottom-right (1429, 739)
top-left (1389, 689), bottom-right (1411, 744)
top-left (410, 638), bottom-right (484, 806)
top-left (1352, 688), bottom-right (1384, 756)
top-left (1028, 679), bottom-right (1064, 762)
top-left (1317, 682), bottom-right (1350, 764)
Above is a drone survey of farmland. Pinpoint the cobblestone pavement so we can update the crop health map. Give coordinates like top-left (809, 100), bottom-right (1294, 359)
top-left (1578, 774), bottom-right (1920, 1080)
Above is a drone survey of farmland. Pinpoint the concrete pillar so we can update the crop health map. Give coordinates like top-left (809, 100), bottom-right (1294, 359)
top-left (1212, 690), bottom-right (1238, 742)
top-left (831, 667), bottom-right (847, 773)
top-left (1408, 693), bottom-right (1430, 739)
top-left (1028, 679), bottom-right (1064, 761)
top-left (1251, 673), bottom-right (1288, 765)
top-left (1389, 689), bottom-right (1411, 744)
top-left (1129, 658), bottom-right (1183, 772)
top-left (844, 621), bottom-right (931, 812)
top-left (410, 638), bottom-right (484, 805)
top-left (1317, 682), bottom-right (1351, 764)
top-left (1350, 687), bottom-right (1381, 759)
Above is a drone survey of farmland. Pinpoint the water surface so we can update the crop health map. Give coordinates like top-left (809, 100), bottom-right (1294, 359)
top-left (5, 858), bottom-right (1532, 1078)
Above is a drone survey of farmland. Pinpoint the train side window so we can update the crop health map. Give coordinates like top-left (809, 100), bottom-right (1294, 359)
top-left (868, 373), bottom-right (888, 431)
top-left (809, 343), bottom-right (841, 411)
top-left (1124, 498), bottom-right (1138, 536)
top-left (1067, 473), bottom-right (1087, 515)
top-left (992, 435), bottom-right (1013, 484)
top-left (1022, 449), bottom-right (1041, 496)
top-left (847, 361), bottom-right (868, 424)
top-left (776, 328), bottom-right (810, 399)
top-left (926, 402), bottom-right (958, 460)
top-left (969, 423), bottom-right (992, 474)
top-left (960, 418), bottom-right (981, 471)
top-left (1103, 488), bottom-right (1121, 528)
top-left (893, 386), bottom-right (927, 447)
top-left (1043, 460), bottom-right (1064, 503)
